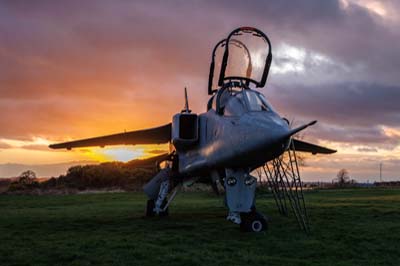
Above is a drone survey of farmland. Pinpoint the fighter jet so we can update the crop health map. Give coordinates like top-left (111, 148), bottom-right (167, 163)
top-left (50, 27), bottom-right (335, 232)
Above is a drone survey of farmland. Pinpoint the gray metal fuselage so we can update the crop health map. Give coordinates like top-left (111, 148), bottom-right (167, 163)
top-left (174, 89), bottom-right (291, 177)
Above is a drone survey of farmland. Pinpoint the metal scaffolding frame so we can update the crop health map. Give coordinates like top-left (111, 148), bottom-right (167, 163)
top-left (260, 140), bottom-right (310, 233)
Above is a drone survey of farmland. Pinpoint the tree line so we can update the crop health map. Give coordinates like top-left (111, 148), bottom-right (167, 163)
top-left (7, 154), bottom-right (168, 193)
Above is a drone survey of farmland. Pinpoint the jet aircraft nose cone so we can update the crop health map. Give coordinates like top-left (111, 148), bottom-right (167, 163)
top-left (238, 112), bottom-right (291, 163)
top-left (243, 112), bottom-right (290, 143)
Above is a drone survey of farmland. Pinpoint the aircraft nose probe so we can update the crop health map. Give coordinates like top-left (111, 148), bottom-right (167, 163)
top-left (287, 120), bottom-right (317, 138)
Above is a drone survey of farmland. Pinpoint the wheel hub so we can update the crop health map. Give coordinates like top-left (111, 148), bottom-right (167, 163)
top-left (251, 220), bottom-right (263, 232)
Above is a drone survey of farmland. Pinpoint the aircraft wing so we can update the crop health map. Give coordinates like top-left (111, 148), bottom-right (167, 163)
top-left (291, 139), bottom-right (336, 155)
top-left (49, 123), bottom-right (171, 150)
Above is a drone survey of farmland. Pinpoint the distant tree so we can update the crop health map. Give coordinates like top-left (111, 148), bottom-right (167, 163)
top-left (8, 170), bottom-right (39, 191)
top-left (333, 169), bottom-right (352, 187)
top-left (18, 170), bottom-right (37, 185)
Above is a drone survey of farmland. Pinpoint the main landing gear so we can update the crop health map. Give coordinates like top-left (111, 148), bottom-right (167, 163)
top-left (224, 168), bottom-right (268, 232)
top-left (143, 167), bottom-right (180, 218)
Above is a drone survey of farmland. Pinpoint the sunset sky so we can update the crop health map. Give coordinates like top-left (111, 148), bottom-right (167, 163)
top-left (1, 0), bottom-right (400, 181)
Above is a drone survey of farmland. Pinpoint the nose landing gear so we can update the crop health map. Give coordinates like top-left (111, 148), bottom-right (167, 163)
top-left (223, 168), bottom-right (268, 232)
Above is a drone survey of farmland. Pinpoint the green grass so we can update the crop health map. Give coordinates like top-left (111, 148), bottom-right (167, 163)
top-left (0, 189), bottom-right (399, 266)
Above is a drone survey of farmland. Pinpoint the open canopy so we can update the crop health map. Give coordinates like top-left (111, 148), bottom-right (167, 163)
top-left (208, 27), bottom-right (272, 94)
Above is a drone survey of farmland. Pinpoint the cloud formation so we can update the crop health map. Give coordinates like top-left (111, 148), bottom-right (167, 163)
top-left (0, 142), bottom-right (12, 149)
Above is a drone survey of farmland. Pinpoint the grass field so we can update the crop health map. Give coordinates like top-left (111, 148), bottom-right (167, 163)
top-left (0, 189), bottom-right (399, 266)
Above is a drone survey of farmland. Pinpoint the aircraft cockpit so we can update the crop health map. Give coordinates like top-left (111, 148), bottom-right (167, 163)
top-left (207, 85), bottom-right (275, 116)
top-left (207, 27), bottom-right (273, 116)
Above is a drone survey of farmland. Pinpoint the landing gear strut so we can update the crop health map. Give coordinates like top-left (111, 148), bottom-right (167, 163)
top-left (224, 168), bottom-right (269, 232)
top-left (143, 168), bottom-right (172, 217)
top-left (146, 199), bottom-right (169, 217)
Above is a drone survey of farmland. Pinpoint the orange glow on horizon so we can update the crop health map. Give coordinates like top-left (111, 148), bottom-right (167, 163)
top-left (83, 144), bottom-right (169, 163)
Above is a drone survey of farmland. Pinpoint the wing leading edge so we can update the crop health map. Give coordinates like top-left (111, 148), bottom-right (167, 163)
top-left (291, 139), bottom-right (336, 155)
top-left (49, 123), bottom-right (171, 150)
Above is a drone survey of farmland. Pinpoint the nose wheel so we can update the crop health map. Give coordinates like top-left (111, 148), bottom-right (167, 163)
top-left (240, 211), bottom-right (268, 232)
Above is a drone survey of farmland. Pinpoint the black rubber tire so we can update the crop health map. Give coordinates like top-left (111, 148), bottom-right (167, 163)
top-left (146, 199), bottom-right (156, 217)
top-left (240, 211), bottom-right (268, 232)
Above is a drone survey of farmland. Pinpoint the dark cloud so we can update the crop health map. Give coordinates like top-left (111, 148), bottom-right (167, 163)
top-left (268, 81), bottom-right (400, 150)
top-left (298, 124), bottom-right (399, 151)
top-left (270, 82), bottom-right (400, 127)
top-left (357, 147), bottom-right (378, 152)
top-left (207, 0), bottom-right (400, 84)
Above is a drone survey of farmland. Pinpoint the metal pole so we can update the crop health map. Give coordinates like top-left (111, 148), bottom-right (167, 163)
top-left (379, 163), bottom-right (382, 182)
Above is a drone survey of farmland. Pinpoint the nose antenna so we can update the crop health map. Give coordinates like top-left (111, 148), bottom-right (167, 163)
top-left (182, 87), bottom-right (191, 113)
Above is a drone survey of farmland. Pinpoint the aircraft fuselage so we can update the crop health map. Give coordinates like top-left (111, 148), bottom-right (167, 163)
top-left (177, 98), bottom-right (291, 176)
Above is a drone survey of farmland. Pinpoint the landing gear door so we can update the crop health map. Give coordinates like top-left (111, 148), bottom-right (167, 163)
top-left (224, 169), bottom-right (257, 212)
